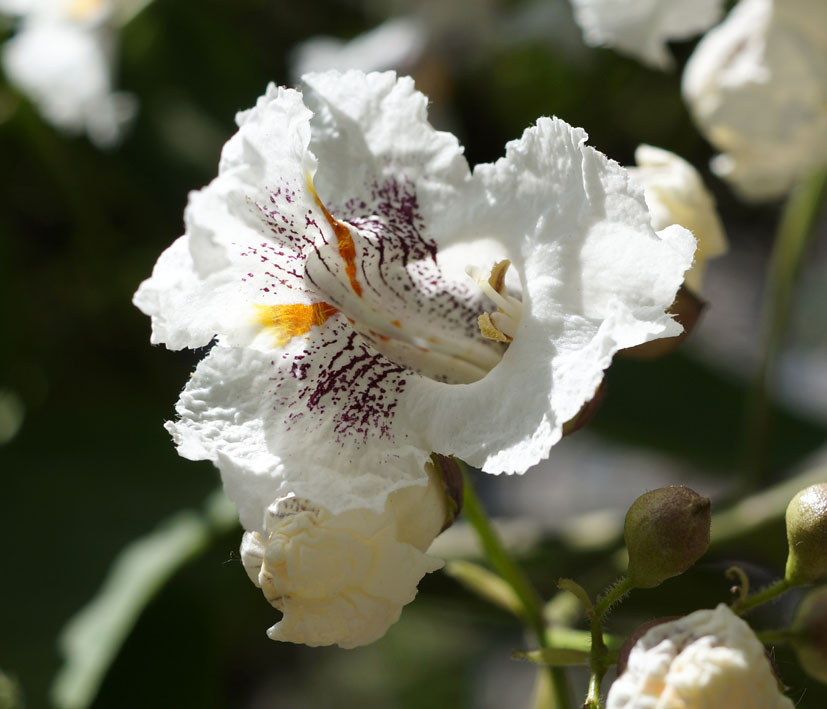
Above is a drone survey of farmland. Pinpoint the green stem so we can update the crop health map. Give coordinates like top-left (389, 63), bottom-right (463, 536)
top-left (461, 465), bottom-right (572, 709)
top-left (741, 169), bottom-right (827, 491)
top-left (734, 578), bottom-right (793, 616)
top-left (585, 576), bottom-right (634, 709)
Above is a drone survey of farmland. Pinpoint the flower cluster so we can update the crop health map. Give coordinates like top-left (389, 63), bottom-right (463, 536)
top-left (135, 70), bottom-right (693, 645)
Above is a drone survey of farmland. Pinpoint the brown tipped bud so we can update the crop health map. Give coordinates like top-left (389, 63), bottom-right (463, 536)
top-left (624, 486), bottom-right (711, 589)
top-left (562, 381), bottom-right (606, 437)
top-left (621, 287), bottom-right (705, 360)
top-left (785, 483), bottom-right (827, 586)
top-left (792, 585), bottom-right (827, 684)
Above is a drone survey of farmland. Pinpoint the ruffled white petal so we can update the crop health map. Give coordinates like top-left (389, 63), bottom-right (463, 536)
top-left (682, 0), bottom-right (827, 200)
top-left (570, 0), bottom-right (725, 70)
top-left (607, 604), bottom-right (794, 708)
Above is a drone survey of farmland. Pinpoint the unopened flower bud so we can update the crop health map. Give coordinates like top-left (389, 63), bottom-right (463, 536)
top-left (241, 462), bottom-right (451, 648)
top-left (625, 486), bottom-right (711, 589)
top-left (608, 605), bottom-right (793, 709)
top-left (791, 585), bottom-right (827, 684)
top-left (785, 483), bottom-right (827, 586)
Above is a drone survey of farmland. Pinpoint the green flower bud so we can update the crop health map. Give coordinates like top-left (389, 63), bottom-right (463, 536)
top-left (785, 483), bottom-right (827, 586)
top-left (624, 486), bottom-right (711, 589)
top-left (791, 585), bottom-right (827, 684)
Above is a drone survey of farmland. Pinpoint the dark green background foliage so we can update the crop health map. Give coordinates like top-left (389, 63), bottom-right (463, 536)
top-left (1, 0), bottom-right (825, 707)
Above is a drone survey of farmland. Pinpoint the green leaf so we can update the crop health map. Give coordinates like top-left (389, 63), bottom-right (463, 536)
top-left (513, 647), bottom-right (591, 667)
top-left (443, 559), bottom-right (524, 619)
top-left (51, 489), bottom-right (237, 709)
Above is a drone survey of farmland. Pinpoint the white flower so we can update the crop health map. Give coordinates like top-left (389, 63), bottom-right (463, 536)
top-left (569, 0), bottom-right (724, 70)
top-left (682, 0), bottom-right (827, 201)
top-left (289, 17), bottom-right (428, 84)
top-left (134, 70), bottom-right (693, 530)
top-left (628, 145), bottom-right (727, 294)
top-left (240, 461), bottom-right (448, 648)
top-left (0, 0), bottom-right (136, 146)
top-left (607, 604), bottom-right (793, 709)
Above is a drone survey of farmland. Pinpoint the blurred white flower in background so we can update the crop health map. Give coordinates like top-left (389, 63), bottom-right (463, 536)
top-left (240, 462), bottom-right (449, 648)
top-left (290, 16), bottom-right (427, 84)
top-left (683, 0), bottom-right (827, 201)
top-left (607, 604), bottom-right (793, 708)
top-left (569, 0), bottom-right (724, 70)
top-left (0, 0), bottom-right (139, 146)
top-left (628, 145), bottom-right (727, 294)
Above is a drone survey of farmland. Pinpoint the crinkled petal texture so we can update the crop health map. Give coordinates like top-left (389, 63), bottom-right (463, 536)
top-left (135, 70), bottom-right (693, 529)
top-left (570, 0), bottom-right (724, 69)
top-left (240, 468), bottom-right (446, 648)
top-left (628, 145), bottom-right (727, 293)
top-left (607, 604), bottom-right (793, 709)
top-left (683, 0), bottom-right (827, 201)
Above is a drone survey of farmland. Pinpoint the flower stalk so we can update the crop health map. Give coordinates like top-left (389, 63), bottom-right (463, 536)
top-left (460, 463), bottom-right (572, 709)
top-left (584, 576), bottom-right (634, 709)
top-left (741, 168), bottom-right (827, 491)
top-left (733, 578), bottom-right (793, 616)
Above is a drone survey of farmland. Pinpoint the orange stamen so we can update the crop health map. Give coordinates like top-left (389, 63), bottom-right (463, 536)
top-left (307, 175), bottom-right (363, 297)
top-left (255, 302), bottom-right (338, 346)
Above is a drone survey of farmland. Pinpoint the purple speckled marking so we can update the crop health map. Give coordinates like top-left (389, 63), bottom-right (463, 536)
top-left (243, 176), bottom-right (493, 444)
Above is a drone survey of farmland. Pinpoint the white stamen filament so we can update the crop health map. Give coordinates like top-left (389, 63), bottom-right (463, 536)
top-left (466, 263), bottom-right (523, 341)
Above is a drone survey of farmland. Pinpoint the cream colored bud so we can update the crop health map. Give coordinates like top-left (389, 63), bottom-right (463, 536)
top-left (240, 463), bottom-right (449, 648)
top-left (608, 604), bottom-right (793, 708)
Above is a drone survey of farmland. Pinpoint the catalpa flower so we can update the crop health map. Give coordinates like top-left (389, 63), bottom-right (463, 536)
top-left (134, 70), bottom-right (693, 533)
top-left (607, 604), bottom-right (793, 708)
top-left (683, 0), bottom-right (827, 200)
top-left (0, 0), bottom-right (137, 146)
top-left (569, 0), bottom-right (724, 70)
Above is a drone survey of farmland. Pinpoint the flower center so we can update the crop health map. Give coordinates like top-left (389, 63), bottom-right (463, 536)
top-left (465, 260), bottom-right (523, 343)
top-left (304, 217), bottom-right (505, 384)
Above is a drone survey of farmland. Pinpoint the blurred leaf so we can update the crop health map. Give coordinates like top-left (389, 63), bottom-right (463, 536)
top-left (0, 670), bottom-right (24, 709)
top-left (514, 647), bottom-right (590, 667)
top-left (444, 559), bottom-right (524, 619)
top-left (51, 489), bottom-right (237, 709)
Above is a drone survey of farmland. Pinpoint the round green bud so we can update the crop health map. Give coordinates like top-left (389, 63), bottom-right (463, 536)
top-left (791, 585), bottom-right (827, 684)
top-left (624, 486), bottom-right (711, 589)
top-left (785, 483), bottom-right (827, 586)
